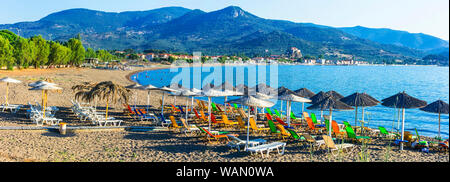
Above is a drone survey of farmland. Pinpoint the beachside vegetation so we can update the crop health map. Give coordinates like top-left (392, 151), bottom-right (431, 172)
top-left (0, 31), bottom-right (119, 70)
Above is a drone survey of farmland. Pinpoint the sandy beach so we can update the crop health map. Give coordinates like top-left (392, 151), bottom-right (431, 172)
top-left (0, 65), bottom-right (448, 162)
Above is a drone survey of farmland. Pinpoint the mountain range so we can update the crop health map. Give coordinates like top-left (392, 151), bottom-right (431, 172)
top-left (1, 6), bottom-right (448, 61)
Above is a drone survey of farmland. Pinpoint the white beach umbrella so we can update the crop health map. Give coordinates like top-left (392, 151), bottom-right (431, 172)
top-left (29, 84), bottom-right (62, 118)
top-left (159, 86), bottom-right (180, 115)
top-left (202, 88), bottom-right (229, 130)
top-left (28, 80), bottom-right (59, 108)
top-left (125, 83), bottom-right (142, 109)
top-left (28, 80), bottom-right (57, 87)
top-left (278, 89), bottom-right (312, 127)
top-left (0, 77), bottom-right (22, 105)
top-left (178, 89), bottom-right (202, 125)
top-left (137, 84), bottom-right (159, 113)
top-left (227, 96), bottom-right (275, 150)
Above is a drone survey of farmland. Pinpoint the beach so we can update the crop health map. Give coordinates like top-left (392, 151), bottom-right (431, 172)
top-left (0, 65), bottom-right (448, 162)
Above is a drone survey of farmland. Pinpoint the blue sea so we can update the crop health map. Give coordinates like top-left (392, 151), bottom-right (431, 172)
top-left (131, 64), bottom-right (449, 138)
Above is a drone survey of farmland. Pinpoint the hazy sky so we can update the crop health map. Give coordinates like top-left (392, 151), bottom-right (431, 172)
top-left (1, 0), bottom-right (448, 40)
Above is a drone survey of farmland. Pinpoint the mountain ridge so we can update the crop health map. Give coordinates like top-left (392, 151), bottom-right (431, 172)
top-left (0, 6), bottom-right (448, 61)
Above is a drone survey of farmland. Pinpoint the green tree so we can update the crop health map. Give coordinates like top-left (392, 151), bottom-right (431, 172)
top-left (66, 38), bottom-right (85, 66)
top-left (96, 50), bottom-right (114, 62)
top-left (85, 48), bottom-right (96, 59)
top-left (13, 37), bottom-right (35, 69)
top-left (0, 30), bottom-right (18, 43)
top-left (0, 36), bottom-right (15, 70)
top-left (48, 42), bottom-right (71, 66)
top-left (30, 35), bottom-right (50, 68)
top-left (168, 56), bottom-right (176, 63)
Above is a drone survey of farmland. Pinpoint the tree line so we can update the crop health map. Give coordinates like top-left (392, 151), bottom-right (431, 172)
top-left (0, 30), bottom-right (117, 70)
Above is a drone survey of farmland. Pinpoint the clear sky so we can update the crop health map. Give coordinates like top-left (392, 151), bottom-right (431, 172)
top-left (1, 0), bottom-right (448, 40)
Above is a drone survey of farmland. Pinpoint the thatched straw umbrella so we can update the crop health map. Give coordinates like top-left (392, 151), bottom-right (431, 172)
top-left (307, 95), bottom-right (354, 137)
top-left (340, 92), bottom-right (380, 134)
top-left (29, 84), bottom-right (62, 118)
top-left (381, 91), bottom-right (427, 150)
top-left (325, 90), bottom-right (345, 100)
top-left (278, 89), bottom-right (311, 127)
top-left (0, 77), bottom-right (21, 105)
top-left (227, 96), bottom-right (275, 150)
top-left (310, 91), bottom-right (327, 119)
top-left (420, 100), bottom-right (449, 140)
top-left (80, 81), bottom-right (131, 120)
top-left (276, 86), bottom-right (291, 113)
top-left (294, 88), bottom-right (315, 118)
top-left (294, 88), bottom-right (315, 98)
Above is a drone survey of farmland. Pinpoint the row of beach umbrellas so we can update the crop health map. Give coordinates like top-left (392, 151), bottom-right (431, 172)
top-left (1, 76), bottom-right (448, 151)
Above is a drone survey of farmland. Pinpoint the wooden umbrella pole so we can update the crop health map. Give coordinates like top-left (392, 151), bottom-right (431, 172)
top-left (5, 83), bottom-right (9, 105)
top-left (105, 97), bottom-right (109, 120)
top-left (43, 90), bottom-right (47, 118)
top-left (42, 90), bottom-right (45, 106)
top-left (246, 106), bottom-right (251, 150)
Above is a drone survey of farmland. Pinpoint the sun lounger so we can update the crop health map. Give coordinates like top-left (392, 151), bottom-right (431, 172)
top-left (273, 109), bottom-right (283, 118)
top-left (303, 133), bottom-right (325, 151)
top-left (226, 135), bottom-right (267, 151)
top-left (222, 114), bottom-right (238, 128)
top-left (306, 117), bottom-right (325, 134)
top-left (322, 135), bottom-right (356, 156)
top-left (266, 115), bottom-right (281, 137)
top-left (135, 109), bottom-right (157, 122)
top-left (275, 118), bottom-right (298, 129)
top-left (158, 113), bottom-right (172, 127)
top-left (249, 117), bottom-right (270, 135)
top-left (378, 126), bottom-right (398, 139)
top-left (1, 104), bottom-right (22, 113)
top-left (345, 126), bottom-right (372, 143)
top-left (275, 124), bottom-right (291, 140)
top-left (196, 125), bottom-right (237, 144)
top-left (246, 142), bottom-right (286, 157)
top-left (286, 128), bottom-right (306, 141)
top-left (180, 118), bottom-right (201, 136)
top-left (169, 116), bottom-right (183, 132)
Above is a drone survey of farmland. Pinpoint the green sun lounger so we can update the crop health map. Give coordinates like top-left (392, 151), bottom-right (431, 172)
top-left (379, 126), bottom-right (398, 138)
top-left (266, 108), bottom-right (274, 116)
top-left (274, 109), bottom-right (282, 118)
top-left (343, 121), bottom-right (351, 128)
top-left (290, 112), bottom-right (297, 120)
top-left (211, 103), bottom-right (219, 112)
top-left (286, 128), bottom-right (305, 141)
top-left (311, 113), bottom-right (319, 124)
top-left (267, 119), bottom-right (280, 134)
top-left (345, 126), bottom-right (371, 141)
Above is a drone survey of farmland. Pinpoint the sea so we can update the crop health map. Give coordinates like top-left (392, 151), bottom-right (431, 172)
top-left (131, 64), bottom-right (449, 138)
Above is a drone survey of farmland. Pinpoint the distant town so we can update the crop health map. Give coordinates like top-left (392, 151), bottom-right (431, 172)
top-left (111, 47), bottom-right (371, 66)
